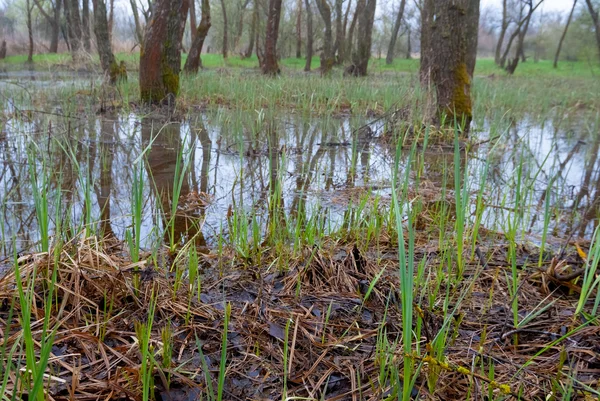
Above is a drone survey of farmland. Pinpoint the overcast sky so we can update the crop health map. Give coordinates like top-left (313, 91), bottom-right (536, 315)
top-left (481, 0), bottom-right (573, 12)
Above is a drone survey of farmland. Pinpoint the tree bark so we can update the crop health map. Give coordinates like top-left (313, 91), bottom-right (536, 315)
top-left (304, 0), bottom-right (313, 71)
top-left (585, 0), bottom-right (600, 62)
top-left (420, 0), bottom-right (480, 125)
top-left (82, 0), bottom-right (91, 52)
top-left (494, 0), bottom-right (508, 65)
top-left (347, 0), bottom-right (375, 76)
top-left (466, 0), bottom-right (480, 76)
top-left (385, 0), bottom-right (406, 65)
top-left (315, 0), bottom-right (334, 74)
top-left (554, 0), bottom-right (577, 68)
top-left (108, 0), bottom-right (114, 43)
top-left (139, 0), bottom-right (189, 104)
top-left (296, 0), bottom-right (302, 57)
top-left (220, 0), bottom-right (228, 58)
top-left (333, 0), bottom-right (344, 63)
top-left (0, 41), bottom-right (6, 59)
top-left (262, 0), bottom-right (283, 75)
top-left (243, 0), bottom-right (257, 58)
top-left (93, 0), bottom-right (125, 83)
top-left (184, 0), bottom-right (211, 73)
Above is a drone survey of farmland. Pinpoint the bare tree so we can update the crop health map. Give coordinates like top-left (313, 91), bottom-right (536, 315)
top-left (220, 0), bottom-right (228, 58)
top-left (315, 0), bottom-right (334, 73)
top-left (304, 0), bottom-right (313, 70)
top-left (585, 0), bottom-right (600, 62)
top-left (139, 0), bottom-right (189, 103)
top-left (64, 0), bottom-right (84, 61)
top-left (184, 0), bottom-right (211, 73)
top-left (553, 0), bottom-right (577, 68)
top-left (333, 0), bottom-right (344, 63)
top-left (32, 0), bottom-right (62, 53)
top-left (495, 0), bottom-right (509, 65)
top-left (385, 0), bottom-right (406, 64)
top-left (93, 0), bottom-right (125, 83)
top-left (346, 0), bottom-right (375, 76)
top-left (131, 0), bottom-right (144, 44)
top-left (262, 0), bottom-right (283, 74)
top-left (243, 0), bottom-right (257, 58)
top-left (82, 0), bottom-right (91, 51)
top-left (501, 0), bottom-right (543, 71)
top-left (420, 0), bottom-right (480, 125)
top-left (26, 0), bottom-right (34, 63)
top-left (296, 0), bottom-right (302, 57)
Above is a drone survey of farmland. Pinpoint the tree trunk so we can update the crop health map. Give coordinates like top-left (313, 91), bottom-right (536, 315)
top-left (585, 0), bottom-right (600, 62)
top-left (93, 0), bottom-right (125, 83)
top-left (345, 0), bottom-right (359, 63)
top-left (262, 0), bottom-right (283, 75)
top-left (385, 0), bottom-right (406, 65)
top-left (82, 0), bottom-right (91, 52)
top-left (184, 0), bottom-right (211, 73)
top-left (304, 0), bottom-right (313, 71)
top-left (333, 0), bottom-right (344, 63)
top-left (517, 8), bottom-right (532, 63)
top-left (420, 0), bottom-right (480, 125)
top-left (26, 0), bottom-right (34, 63)
top-left (139, 0), bottom-right (189, 104)
top-left (33, 0), bottom-right (62, 53)
top-left (554, 0), bottom-right (577, 68)
top-left (131, 0), bottom-right (145, 44)
top-left (233, 0), bottom-right (249, 51)
top-left (243, 0), bottom-right (257, 58)
top-left (296, 0), bottom-right (302, 57)
top-left (502, 1), bottom-right (541, 71)
top-left (315, 0), bottom-right (334, 74)
top-left (108, 0), bottom-right (114, 43)
top-left (0, 41), bottom-right (6, 59)
top-left (220, 0), bottom-right (228, 58)
top-left (65, 0), bottom-right (83, 61)
top-left (347, 0), bottom-right (375, 76)
top-left (494, 0), bottom-right (508, 65)
top-left (189, 0), bottom-right (197, 40)
top-left (466, 0), bottom-right (480, 76)
top-left (405, 25), bottom-right (411, 59)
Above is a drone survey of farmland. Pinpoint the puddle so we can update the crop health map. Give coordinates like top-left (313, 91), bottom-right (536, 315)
top-left (0, 75), bottom-right (599, 257)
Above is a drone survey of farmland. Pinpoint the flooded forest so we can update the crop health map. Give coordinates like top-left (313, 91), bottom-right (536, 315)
top-left (1, 0), bottom-right (600, 399)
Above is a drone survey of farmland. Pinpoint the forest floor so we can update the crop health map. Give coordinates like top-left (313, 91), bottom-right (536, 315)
top-left (0, 57), bottom-right (599, 401)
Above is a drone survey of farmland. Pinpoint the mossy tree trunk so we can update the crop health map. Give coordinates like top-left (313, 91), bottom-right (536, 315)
top-left (315, 0), bottom-right (334, 74)
top-left (347, 0), bottom-right (375, 76)
top-left (304, 0), bottom-right (313, 71)
top-left (93, 0), bottom-right (126, 83)
top-left (385, 0), bottom-right (406, 65)
top-left (420, 0), bottom-right (480, 126)
top-left (585, 0), bottom-right (600, 63)
top-left (139, 0), bottom-right (189, 104)
top-left (262, 0), bottom-right (283, 75)
top-left (184, 0), bottom-right (211, 73)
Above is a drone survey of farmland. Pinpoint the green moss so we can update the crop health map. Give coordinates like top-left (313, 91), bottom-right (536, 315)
top-left (161, 63), bottom-right (179, 98)
top-left (448, 62), bottom-right (472, 123)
